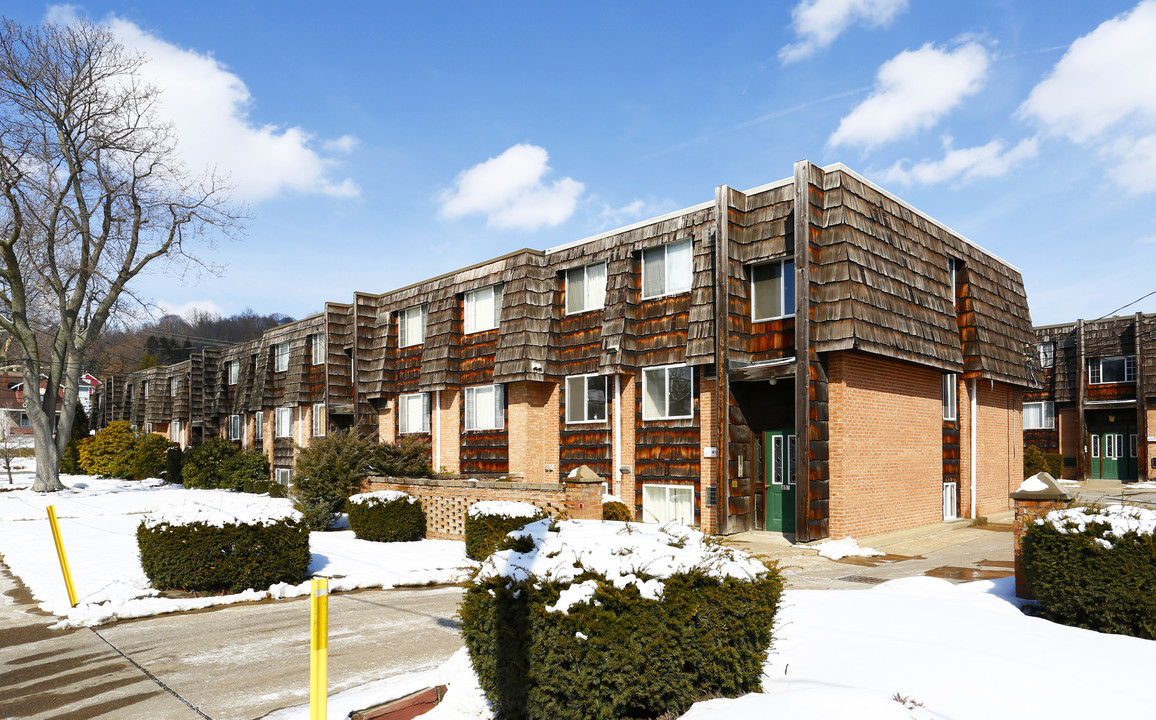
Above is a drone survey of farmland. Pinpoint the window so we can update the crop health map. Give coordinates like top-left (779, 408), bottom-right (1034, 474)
top-left (273, 342), bottom-right (290, 372)
top-left (1037, 342), bottom-right (1054, 369)
top-left (1091, 434), bottom-right (1100, 458)
top-left (1089, 356), bottom-right (1136, 384)
top-left (464, 385), bottom-right (504, 431)
top-left (566, 374), bottom-right (607, 423)
top-left (464, 285), bottom-right (502, 334)
top-left (171, 420), bottom-right (182, 444)
top-left (275, 407), bottom-right (293, 438)
top-left (254, 411), bottom-right (264, 441)
top-left (751, 260), bottom-right (795, 321)
top-left (642, 239), bottom-right (692, 299)
top-left (170, 377), bottom-right (178, 397)
top-left (399, 305), bottom-right (427, 347)
top-left (1024, 401), bottom-right (1055, 430)
top-left (226, 360), bottom-right (239, 385)
top-left (642, 365), bottom-right (693, 420)
top-left (312, 403), bottom-right (326, 437)
top-left (126, 385), bottom-right (133, 402)
top-left (311, 334), bottom-right (326, 365)
top-left (565, 263), bottom-right (607, 314)
top-left (943, 481), bottom-right (958, 521)
top-left (948, 257), bottom-right (957, 298)
top-left (943, 373), bottom-right (958, 421)
top-left (642, 484), bottom-right (693, 525)
top-left (144, 422), bottom-right (153, 434)
top-left (275, 468), bottom-right (292, 486)
top-left (398, 392), bottom-right (430, 434)
top-left (142, 380), bottom-right (149, 399)
top-left (228, 414), bottom-right (242, 441)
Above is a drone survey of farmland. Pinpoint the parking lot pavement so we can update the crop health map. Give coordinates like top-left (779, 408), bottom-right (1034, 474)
top-left (0, 564), bottom-right (465, 720)
top-left (724, 512), bottom-right (1017, 591)
top-left (1069, 478), bottom-right (1156, 508)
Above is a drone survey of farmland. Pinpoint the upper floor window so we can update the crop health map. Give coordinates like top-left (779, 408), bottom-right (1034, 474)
top-left (642, 364), bottom-right (693, 420)
top-left (566, 263), bottom-right (607, 314)
top-left (400, 305), bottom-right (427, 347)
top-left (142, 380), bottom-right (149, 399)
top-left (566, 374), bottom-right (607, 423)
top-left (398, 392), bottom-right (430, 434)
top-left (464, 285), bottom-right (502, 334)
top-left (642, 239), bottom-right (692, 299)
top-left (1024, 401), bottom-right (1055, 430)
top-left (273, 342), bottom-right (290, 372)
top-left (943, 373), bottom-right (958, 421)
top-left (311, 334), bottom-right (326, 365)
top-left (1037, 342), bottom-right (1054, 369)
top-left (170, 377), bottom-right (178, 396)
top-left (226, 360), bottom-right (239, 385)
top-left (948, 257), bottom-right (958, 298)
top-left (464, 385), bottom-right (504, 431)
top-left (751, 259), bottom-right (795, 321)
top-left (1089, 356), bottom-right (1136, 384)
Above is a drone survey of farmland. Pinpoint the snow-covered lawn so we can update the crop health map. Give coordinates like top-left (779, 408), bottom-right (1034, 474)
top-left (0, 475), bottom-right (474, 627)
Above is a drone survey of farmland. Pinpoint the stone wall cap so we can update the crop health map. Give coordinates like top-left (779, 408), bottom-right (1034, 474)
top-left (1009, 472), bottom-right (1072, 501)
top-left (562, 464), bottom-right (604, 483)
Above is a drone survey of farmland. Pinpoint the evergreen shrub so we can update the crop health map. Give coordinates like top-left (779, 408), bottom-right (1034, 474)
top-left (127, 433), bottom-right (176, 481)
top-left (602, 501), bottom-right (632, 522)
top-left (181, 438), bottom-right (240, 489)
top-left (229, 449), bottom-right (271, 491)
top-left (465, 501), bottom-right (546, 561)
top-left (292, 429), bottom-right (376, 530)
top-left (137, 516), bottom-right (310, 593)
top-left (459, 520), bottom-right (784, 720)
top-left (59, 404), bottom-right (89, 474)
top-left (1022, 504), bottom-right (1156, 639)
top-left (78, 421), bottom-right (137, 478)
top-left (165, 447), bottom-right (183, 484)
top-left (1043, 452), bottom-right (1064, 479)
top-left (347, 490), bottom-right (426, 542)
top-left (369, 436), bottom-right (434, 477)
top-left (1023, 445), bottom-right (1049, 478)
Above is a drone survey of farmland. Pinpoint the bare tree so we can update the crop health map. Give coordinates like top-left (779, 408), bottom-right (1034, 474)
top-left (0, 19), bottom-right (241, 491)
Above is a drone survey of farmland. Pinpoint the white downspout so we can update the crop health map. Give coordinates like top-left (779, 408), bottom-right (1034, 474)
top-left (970, 377), bottom-right (978, 520)
top-left (434, 390), bottom-right (442, 472)
top-left (613, 374), bottom-right (622, 496)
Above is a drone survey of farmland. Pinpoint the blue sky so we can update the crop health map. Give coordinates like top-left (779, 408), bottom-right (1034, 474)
top-left (9, 1), bottom-right (1156, 326)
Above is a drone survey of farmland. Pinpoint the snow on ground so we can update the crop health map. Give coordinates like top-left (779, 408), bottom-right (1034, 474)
top-left (0, 475), bottom-right (474, 627)
top-left (813, 537), bottom-right (884, 560)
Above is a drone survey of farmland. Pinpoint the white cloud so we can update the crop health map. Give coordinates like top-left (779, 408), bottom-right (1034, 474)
top-left (1019, 1), bottom-right (1156, 194)
top-left (440, 145), bottom-right (584, 231)
top-left (323, 135), bottom-right (360, 154)
top-left (880, 136), bottom-right (1039, 185)
top-left (47, 5), bottom-right (359, 204)
top-left (156, 299), bottom-right (223, 319)
top-left (779, 0), bottom-right (909, 64)
top-left (828, 42), bottom-right (990, 149)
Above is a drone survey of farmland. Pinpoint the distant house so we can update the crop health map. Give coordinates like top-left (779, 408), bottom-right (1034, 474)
top-left (0, 372), bottom-right (100, 437)
top-left (94, 161), bottom-right (1037, 540)
top-left (1026, 314), bottom-right (1151, 482)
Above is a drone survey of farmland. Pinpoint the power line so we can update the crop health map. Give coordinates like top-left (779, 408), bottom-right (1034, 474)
top-left (1090, 290), bottom-right (1156, 323)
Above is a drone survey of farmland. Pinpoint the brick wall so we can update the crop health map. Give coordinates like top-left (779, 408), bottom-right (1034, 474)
top-left (973, 380), bottom-right (1019, 517)
top-left (435, 390), bottom-right (460, 474)
top-left (359, 475), bottom-right (604, 539)
top-left (827, 351), bottom-right (943, 538)
top-left (618, 373), bottom-right (637, 514)
top-left (698, 376), bottom-right (719, 534)
top-left (507, 381), bottom-right (559, 482)
top-left (378, 403), bottom-right (396, 444)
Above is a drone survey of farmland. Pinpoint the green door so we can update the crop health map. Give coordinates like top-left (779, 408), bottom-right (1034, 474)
top-left (1091, 430), bottom-right (1137, 481)
top-left (764, 430), bottom-right (796, 533)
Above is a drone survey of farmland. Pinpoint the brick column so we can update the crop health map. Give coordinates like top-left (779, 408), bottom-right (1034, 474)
top-left (698, 376), bottom-right (720, 534)
top-left (563, 465), bottom-right (604, 520)
top-left (436, 389), bottom-right (460, 475)
top-left (378, 403), bottom-right (396, 444)
top-left (1010, 475), bottom-right (1071, 599)
top-left (507, 381), bottom-right (557, 483)
top-left (618, 373), bottom-right (637, 517)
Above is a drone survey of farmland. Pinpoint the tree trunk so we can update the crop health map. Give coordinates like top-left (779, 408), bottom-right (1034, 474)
top-left (31, 422), bottom-right (65, 492)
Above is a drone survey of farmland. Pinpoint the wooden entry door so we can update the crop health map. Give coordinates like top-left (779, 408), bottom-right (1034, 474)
top-left (1091, 429), bottom-right (1137, 480)
top-left (764, 430), bottom-right (796, 533)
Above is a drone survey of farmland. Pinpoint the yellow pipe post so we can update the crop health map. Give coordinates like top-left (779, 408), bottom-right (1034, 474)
top-left (310, 577), bottom-right (329, 720)
top-left (46, 505), bottom-right (78, 608)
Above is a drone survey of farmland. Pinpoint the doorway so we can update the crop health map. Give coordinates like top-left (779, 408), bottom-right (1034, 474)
top-left (764, 429), bottom-right (796, 533)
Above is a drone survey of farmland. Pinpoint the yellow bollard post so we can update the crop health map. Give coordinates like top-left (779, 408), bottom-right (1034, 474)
top-left (310, 577), bottom-right (329, 720)
top-left (47, 505), bottom-right (78, 608)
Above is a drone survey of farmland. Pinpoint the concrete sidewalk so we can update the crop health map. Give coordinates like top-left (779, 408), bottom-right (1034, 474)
top-left (724, 512), bottom-right (1016, 590)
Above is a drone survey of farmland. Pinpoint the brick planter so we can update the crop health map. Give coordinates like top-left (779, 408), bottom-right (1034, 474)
top-left (1009, 473), bottom-right (1071, 600)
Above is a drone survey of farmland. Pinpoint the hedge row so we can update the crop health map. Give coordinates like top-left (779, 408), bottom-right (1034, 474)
top-left (465, 502), bottom-right (547, 560)
top-left (347, 490), bottom-right (426, 542)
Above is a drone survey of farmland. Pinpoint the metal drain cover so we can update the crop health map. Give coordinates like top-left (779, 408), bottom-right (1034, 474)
top-left (837, 575), bottom-right (888, 585)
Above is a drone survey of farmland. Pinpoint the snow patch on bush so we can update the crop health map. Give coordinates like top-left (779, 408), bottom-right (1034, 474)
top-left (142, 498), bottom-right (301, 528)
top-left (349, 489), bottom-right (417, 505)
top-left (467, 500), bottom-right (540, 519)
top-left (1040, 504), bottom-right (1156, 548)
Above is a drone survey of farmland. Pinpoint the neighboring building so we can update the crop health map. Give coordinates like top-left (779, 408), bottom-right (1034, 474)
top-left (93, 161), bottom-right (1038, 540)
top-left (1026, 314), bottom-right (1151, 482)
top-left (0, 372), bottom-right (99, 436)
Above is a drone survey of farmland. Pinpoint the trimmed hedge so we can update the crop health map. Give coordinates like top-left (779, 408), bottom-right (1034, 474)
top-left (79, 421), bottom-right (137, 478)
top-left (127, 433), bottom-right (176, 481)
top-left (1022, 505), bottom-right (1156, 639)
top-left (465, 502), bottom-right (547, 561)
top-left (459, 524), bottom-right (784, 720)
top-left (137, 517), bottom-right (310, 593)
top-left (347, 491), bottom-right (426, 542)
top-left (602, 501), bottom-right (631, 522)
top-left (182, 438), bottom-right (241, 489)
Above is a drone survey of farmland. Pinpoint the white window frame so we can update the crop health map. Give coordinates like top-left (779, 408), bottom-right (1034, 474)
top-left (226, 360), bottom-right (239, 385)
top-left (751, 259), bottom-right (796, 321)
top-left (398, 392), bottom-right (431, 434)
top-left (464, 285), bottom-right (503, 334)
top-left (565, 374), bottom-right (608, 424)
top-left (228, 414), bottom-right (242, 441)
top-left (254, 411), bottom-right (264, 441)
top-left (311, 334), bottom-right (326, 365)
top-left (142, 380), bottom-right (149, 399)
top-left (641, 239), bottom-right (692, 300)
top-left (948, 257), bottom-right (957, 298)
top-left (144, 421), bottom-right (153, 434)
top-left (171, 420), bottom-right (182, 444)
top-left (1091, 434), bottom-right (1100, 458)
top-left (943, 373), bottom-right (958, 421)
top-left (275, 468), bottom-right (292, 486)
top-left (399, 305), bottom-right (428, 347)
top-left (565, 263), bottom-right (608, 314)
top-left (170, 377), bottom-right (178, 397)
top-left (1037, 342), bottom-right (1054, 369)
top-left (1023, 401), bottom-right (1055, 430)
top-left (943, 481), bottom-right (958, 521)
top-left (642, 364), bottom-right (694, 421)
top-left (642, 484), bottom-right (694, 525)
top-left (275, 407), bottom-right (293, 438)
top-left (312, 403), bottom-right (326, 437)
top-left (464, 385), bottom-right (505, 431)
top-left (273, 342), bottom-right (290, 372)
top-left (1088, 356), bottom-right (1136, 384)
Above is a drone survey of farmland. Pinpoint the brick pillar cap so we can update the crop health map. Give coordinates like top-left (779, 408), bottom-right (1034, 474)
top-left (1009, 472), bottom-right (1072, 502)
top-left (562, 464), bottom-right (603, 484)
